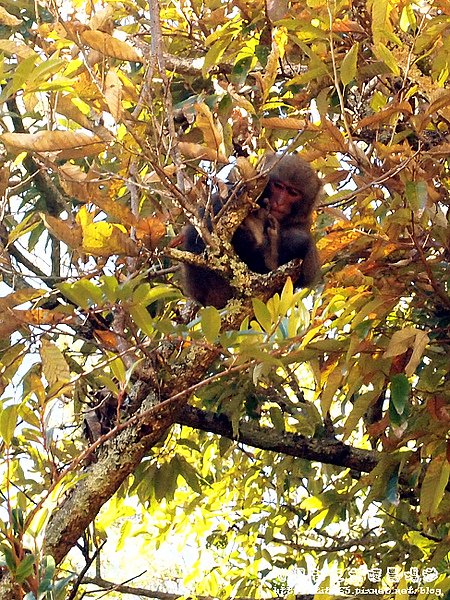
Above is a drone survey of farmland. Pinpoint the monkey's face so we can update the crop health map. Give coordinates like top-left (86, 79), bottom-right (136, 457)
top-left (267, 178), bottom-right (303, 221)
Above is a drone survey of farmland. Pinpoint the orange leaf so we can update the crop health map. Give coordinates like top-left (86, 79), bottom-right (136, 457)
top-left (136, 217), bottom-right (166, 250)
top-left (261, 117), bottom-right (319, 131)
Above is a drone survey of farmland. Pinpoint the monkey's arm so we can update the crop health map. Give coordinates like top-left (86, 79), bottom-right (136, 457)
top-left (232, 207), bottom-right (279, 274)
top-left (279, 227), bottom-right (320, 287)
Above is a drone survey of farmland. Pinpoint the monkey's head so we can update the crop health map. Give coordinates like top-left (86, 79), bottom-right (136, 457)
top-left (260, 153), bottom-right (321, 222)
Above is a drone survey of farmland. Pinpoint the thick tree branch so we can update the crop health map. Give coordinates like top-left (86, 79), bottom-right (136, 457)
top-left (82, 576), bottom-right (318, 600)
top-left (176, 405), bottom-right (380, 473)
top-left (42, 384), bottom-right (172, 565)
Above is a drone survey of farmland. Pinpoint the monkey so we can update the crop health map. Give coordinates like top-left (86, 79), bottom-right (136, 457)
top-left (181, 153), bottom-right (321, 308)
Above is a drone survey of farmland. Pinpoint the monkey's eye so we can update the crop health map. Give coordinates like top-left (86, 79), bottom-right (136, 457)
top-left (272, 180), bottom-right (302, 199)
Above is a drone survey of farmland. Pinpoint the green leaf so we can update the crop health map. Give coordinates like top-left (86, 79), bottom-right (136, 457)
top-left (373, 42), bottom-right (401, 76)
top-left (252, 298), bottom-right (273, 333)
top-left (177, 458), bottom-right (203, 494)
top-left (99, 275), bottom-right (119, 302)
top-left (340, 42), bottom-right (359, 86)
top-left (420, 455), bottom-right (450, 520)
top-left (58, 280), bottom-right (102, 310)
top-left (269, 406), bottom-right (285, 432)
top-left (0, 404), bottom-right (18, 445)
top-left (405, 180), bottom-right (428, 211)
top-left (11, 508), bottom-right (24, 535)
top-left (129, 304), bottom-right (154, 337)
top-left (385, 467), bottom-right (399, 505)
top-left (53, 574), bottom-right (77, 600)
top-left (203, 36), bottom-right (232, 77)
top-left (15, 553), bottom-right (36, 583)
top-left (1, 544), bottom-right (16, 571)
top-left (200, 306), bottom-right (221, 343)
top-left (390, 374), bottom-right (410, 415)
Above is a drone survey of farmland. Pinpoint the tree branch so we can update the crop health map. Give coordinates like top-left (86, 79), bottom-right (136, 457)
top-left (176, 405), bottom-right (379, 473)
top-left (82, 576), bottom-right (319, 600)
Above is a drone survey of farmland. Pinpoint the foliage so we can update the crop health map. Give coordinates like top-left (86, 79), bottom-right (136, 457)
top-left (0, 0), bottom-right (449, 598)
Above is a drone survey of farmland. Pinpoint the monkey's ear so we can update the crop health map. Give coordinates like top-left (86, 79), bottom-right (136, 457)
top-left (258, 152), bottom-right (277, 173)
top-left (168, 233), bottom-right (185, 248)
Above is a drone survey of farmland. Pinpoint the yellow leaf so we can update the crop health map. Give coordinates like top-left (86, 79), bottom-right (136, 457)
top-left (40, 339), bottom-right (71, 386)
top-left (104, 70), bottom-right (123, 121)
top-left (76, 205), bottom-right (95, 228)
top-left (320, 363), bottom-right (342, 415)
top-left (1, 131), bottom-right (105, 156)
top-left (261, 38), bottom-right (280, 99)
top-left (81, 30), bottom-right (141, 62)
top-left (41, 213), bottom-right (83, 248)
top-left (194, 103), bottom-right (224, 151)
top-left (82, 222), bottom-right (139, 257)
top-left (89, 195), bottom-right (136, 228)
top-left (373, 42), bottom-right (401, 76)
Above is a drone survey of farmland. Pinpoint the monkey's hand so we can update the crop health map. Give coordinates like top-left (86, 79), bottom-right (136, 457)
top-left (245, 208), bottom-right (270, 249)
top-left (263, 214), bottom-right (280, 271)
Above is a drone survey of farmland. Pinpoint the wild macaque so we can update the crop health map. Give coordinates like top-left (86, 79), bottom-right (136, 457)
top-left (182, 153), bottom-right (321, 308)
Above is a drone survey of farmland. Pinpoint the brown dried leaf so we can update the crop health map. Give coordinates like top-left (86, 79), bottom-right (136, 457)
top-left (266, 0), bottom-right (289, 20)
top-left (178, 141), bottom-right (229, 164)
top-left (41, 213), bottom-right (83, 248)
top-left (194, 103), bottom-right (223, 150)
top-left (81, 30), bottom-right (141, 62)
top-left (261, 38), bottom-right (280, 99)
top-left (235, 157), bottom-right (257, 180)
top-left (55, 95), bottom-right (95, 131)
top-left (143, 164), bottom-right (177, 184)
top-left (0, 166), bottom-right (10, 199)
top-left (0, 309), bottom-right (21, 337)
top-left (1, 131), bottom-right (105, 155)
top-left (321, 119), bottom-right (347, 151)
top-left (58, 163), bottom-right (102, 199)
top-left (0, 7), bottom-right (21, 26)
top-left (0, 39), bottom-right (37, 58)
top-left (356, 101), bottom-right (412, 129)
top-left (104, 70), bottom-right (122, 121)
top-left (40, 339), bottom-right (71, 385)
top-left (0, 289), bottom-right (45, 309)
